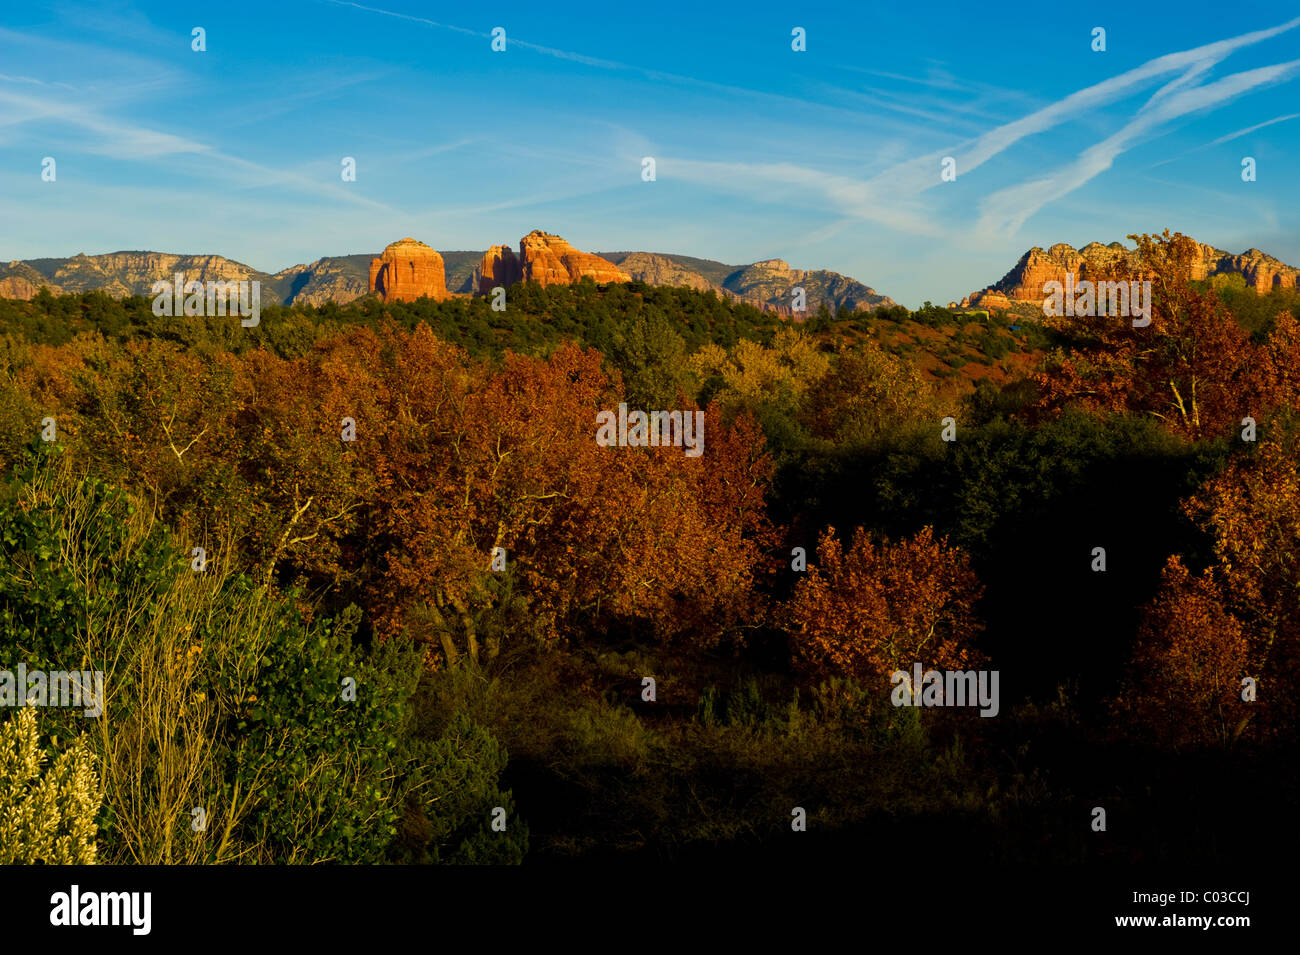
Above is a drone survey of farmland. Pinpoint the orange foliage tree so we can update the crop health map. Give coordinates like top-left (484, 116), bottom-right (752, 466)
top-left (363, 327), bottom-right (777, 665)
top-left (1118, 557), bottom-right (1251, 748)
top-left (226, 328), bottom-right (390, 588)
top-left (1177, 424), bottom-right (1300, 735)
top-left (784, 525), bottom-right (984, 686)
top-left (1119, 419), bottom-right (1300, 745)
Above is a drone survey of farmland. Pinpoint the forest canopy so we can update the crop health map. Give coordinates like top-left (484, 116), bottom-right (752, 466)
top-left (1, 232), bottom-right (1296, 865)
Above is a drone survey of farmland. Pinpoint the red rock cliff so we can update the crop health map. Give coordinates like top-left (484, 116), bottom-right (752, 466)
top-left (477, 244), bottom-right (523, 293)
top-left (518, 230), bottom-right (629, 287)
top-left (369, 238), bottom-right (447, 302)
top-left (966, 239), bottom-right (1300, 311)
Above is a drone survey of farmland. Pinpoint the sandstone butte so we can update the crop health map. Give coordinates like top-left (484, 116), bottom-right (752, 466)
top-left (964, 240), bottom-right (1300, 311)
top-left (477, 245), bottom-right (522, 293)
top-left (368, 238), bottom-right (448, 302)
top-left (477, 230), bottom-right (629, 292)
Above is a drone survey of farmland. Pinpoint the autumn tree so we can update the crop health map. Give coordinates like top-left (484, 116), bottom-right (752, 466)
top-left (226, 329), bottom-right (390, 590)
top-left (369, 330), bottom-right (776, 665)
top-left (804, 341), bottom-right (940, 447)
top-left (565, 403), bottom-right (777, 645)
top-left (1176, 422), bottom-right (1300, 735)
top-left (1117, 557), bottom-right (1251, 749)
top-left (785, 525), bottom-right (984, 686)
top-left (4, 309), bottom-right (779, 668)
top-left (18, 335), bottom-right (241, 525)
top-left (1245, 309), bottom-right (1300, 416)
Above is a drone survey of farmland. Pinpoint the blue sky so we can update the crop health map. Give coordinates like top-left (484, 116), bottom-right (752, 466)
top-left (1, 0), bottom-right (1298, 307)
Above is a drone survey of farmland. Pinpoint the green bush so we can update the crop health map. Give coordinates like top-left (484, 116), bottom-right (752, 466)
top-left (0, 442), bottom-right (525, 864)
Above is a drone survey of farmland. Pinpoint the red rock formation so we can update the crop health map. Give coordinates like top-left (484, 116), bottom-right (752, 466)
top-left (968, 289), bottom-right (1013, 312)
top-left (1214, 247), bottom-right (1300, 292)
top-left (985, 243), bottom-right (1131, 302)
top-left (369, 238), bottom-right (447, 302)
top-left (966, 239), bottom-right (1300, 311)
top-left (517, 230), bottom-right (629, 287)
top-left (477, 244), bottom-right (523, 293)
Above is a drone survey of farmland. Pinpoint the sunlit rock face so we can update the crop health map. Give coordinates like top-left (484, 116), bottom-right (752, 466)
top-left (369, 238), bottom-right (448, 302)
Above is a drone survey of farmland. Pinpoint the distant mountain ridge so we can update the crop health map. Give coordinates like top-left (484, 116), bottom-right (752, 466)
top-left (599, 251), bottom-right (897, 314)
top-left (0, 237), bottom-right (899, 314)
top-left (0, 251), bottom-right (363, 306)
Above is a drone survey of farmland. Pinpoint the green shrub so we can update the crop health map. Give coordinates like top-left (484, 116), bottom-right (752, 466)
top-left (0, 442), bottom-right (524, 864)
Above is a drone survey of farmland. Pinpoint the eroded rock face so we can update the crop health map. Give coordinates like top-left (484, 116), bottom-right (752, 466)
top-left (0, 261), bottom-right (63, 299)
top-left (369, 238), bottom-right (447, 302)
top-left (476, 244), bottom-right (523, 293)
top-left (966, 239), bottom-right (1300, 310)
top-left (274, 257), bottom-right (368, 306)
top-left (724, 258), bottom-right (897, 314)
top-left (613, 252), bottom-right (713, 291)
top-left (1209, 247), bottom-right (1300, 292)
top-left (991, 243), bottom-right (1133, 302)
top-left (968, 289), bottom-right (1013, 312)
top-left (965, 244), bottom-right (1130, 313)
top-left (22, 252), bottom-right (258, 299)
top-left (517, 231), bottom-right (629, 287)
top-left (0, 276), bottom-right (57, 299)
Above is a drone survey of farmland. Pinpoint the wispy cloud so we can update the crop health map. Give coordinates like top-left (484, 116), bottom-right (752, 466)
top-left (651, 16), bottom-right (1300, 244)
top-left (1150, 110), bottom-right (1300, 167)
top-left (867, 15), bottom-right (1300, 203)
top-left (0, 85), bottom-right (401, 214)
top-left (977, 58), bottom-right (1300, 236)
top-left (803, 79), bottom-right (1001, 130)
top-left (0, 72), bottom-right (78, 91)
top-left (315, 0), bottom-right (943, 133)
top-left (1205, 111), bottom-right (1300, 146)
top-left (0, 87), bottom-right (212, 158)
top-left (835, 65), bottom-right (976, 93)
top-left (219, 70), bottom-right (393, 129)
top-left (316, 0), bottom-right (480, 39)
top-left (663, 157), bottom-right (946, 237)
